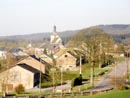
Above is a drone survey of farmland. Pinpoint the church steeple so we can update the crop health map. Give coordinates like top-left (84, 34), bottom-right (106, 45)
top-left (50, 25), bottom-right (63, 45)
top-left (53, 25), bottom-right (56, 32)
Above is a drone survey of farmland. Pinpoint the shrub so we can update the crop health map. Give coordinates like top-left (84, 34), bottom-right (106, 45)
top-left (15, 84), bottom-right (25, 94)
top-left (71, 74), bottom-right (82, 87)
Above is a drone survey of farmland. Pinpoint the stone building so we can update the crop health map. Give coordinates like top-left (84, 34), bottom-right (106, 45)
top-left (56, 51), bottom-right (77, 71)
top-left (0, 56), bottom-right (46, 92)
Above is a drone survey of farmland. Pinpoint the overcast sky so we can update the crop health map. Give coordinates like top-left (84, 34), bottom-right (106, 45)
top-left (0, 0), bottom-right (130, 36)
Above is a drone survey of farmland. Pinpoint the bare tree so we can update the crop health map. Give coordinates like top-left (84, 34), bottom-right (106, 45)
top-left (67, 28), bottom-right (114, 87)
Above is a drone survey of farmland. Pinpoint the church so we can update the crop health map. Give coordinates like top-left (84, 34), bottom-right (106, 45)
top-left (50, 25), bottom-right (63, 46)
top-left (39, 25), bottom-right (64, 55)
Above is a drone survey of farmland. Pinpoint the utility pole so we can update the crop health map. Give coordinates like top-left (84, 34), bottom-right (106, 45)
top-left (39, 58), bottom-right (42, 95)
top-left (80, 55), bottom-right (82, 75)
top-left (126, 51), bottom-right (129, 80)
top-left (114, 62), bottom-right (117, 89)
top-left (51, 67), bottom-right (56, 93)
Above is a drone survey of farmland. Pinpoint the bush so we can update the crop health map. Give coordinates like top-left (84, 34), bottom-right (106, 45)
top-left (15, 84), bottom-right (25, 94)
top-left (71, 74), bottom-right (82, 87)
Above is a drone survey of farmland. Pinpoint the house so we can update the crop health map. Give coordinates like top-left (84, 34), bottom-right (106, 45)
top-left (24, 44), bottom-right (35, 55)
top-left (0, 56), bottom-right (46, 92)
top-left (56, 51), bottom-right (78, 71)
top-left (17, 56), bottom-right (45, 73)
top-left (10, 48), bottom-right (28, 57)
top-left (0, 47), bottom-right (7, 59)
top-left (55, 48), bottom-right (86, 71)
top-left (40, 54), bottom-right (54, 66)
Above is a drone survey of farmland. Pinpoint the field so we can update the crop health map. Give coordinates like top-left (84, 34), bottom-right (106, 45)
top-left (73, 90), bottom-right (130, 98)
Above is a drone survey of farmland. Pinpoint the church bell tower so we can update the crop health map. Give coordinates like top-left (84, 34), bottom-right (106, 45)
top-left (53, 25), bottom-right (56, 33)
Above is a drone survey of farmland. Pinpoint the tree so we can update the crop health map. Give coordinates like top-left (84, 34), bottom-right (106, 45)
top-left (43, 48), bottom-right (47, 54)
top-left (67, 27), bottom-right (114, 87)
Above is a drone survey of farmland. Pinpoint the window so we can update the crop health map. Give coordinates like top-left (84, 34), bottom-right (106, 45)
top-left (64, 55), bottom-right (68, 57)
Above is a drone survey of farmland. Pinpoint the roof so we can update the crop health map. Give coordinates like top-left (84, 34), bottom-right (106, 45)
top-left (13, 51), bottom-right (28, 56)
top-left (30, 55), bottom-right (52, 73)
top-left (0, 55), bottom-right (46, 74)
top-left (55, 48), bottom-right (85, 59)
top-left (55, 48), bottom-right (67, 57)
top-left (40, 54), bottom-right (53, 59)
top-left (17, 56), bottom-right (45, 73)
top-left (0, 47), bottom-right (5, 51)
top-left (10, 48), bottom-right (22, 53)
top-left (17, 63), bottom-right (40, 73)
top-left (56, 50), bottom-right (77, 59)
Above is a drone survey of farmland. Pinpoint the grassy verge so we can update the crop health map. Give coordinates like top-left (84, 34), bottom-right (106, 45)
top-left (41, 80), bottom-right (66, 88)
top-left (82, 64), bottom-right (111, 79)
top-left (71, 84), bottom-right (92, 92)
top-left (73, 90), bottom-right (130, 98)
top-left (115, 57), bottom-right (126, 62)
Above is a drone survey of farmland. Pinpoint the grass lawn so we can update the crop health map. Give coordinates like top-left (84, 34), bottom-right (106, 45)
top-left (115, 57), bottom-right (126, 62)
top-left (73, 90), bottom-right (130, 98)
top-left (81, 64), bottom-right (111, 79)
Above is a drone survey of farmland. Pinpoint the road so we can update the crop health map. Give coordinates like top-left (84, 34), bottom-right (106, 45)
top-left (87, 60), bottom-right (130, 92)
top-left (26, 80), bottom-right (71, 92)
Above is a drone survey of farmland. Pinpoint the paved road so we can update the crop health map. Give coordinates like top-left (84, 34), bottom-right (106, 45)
top-left (26, 80), bottom-right (71, 92)
top-left (88, 60), bottom-right (130, 92)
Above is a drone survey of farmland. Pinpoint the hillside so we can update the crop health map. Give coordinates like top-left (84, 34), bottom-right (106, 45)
top-left (0, 24), bottom-right (130, 47)
top-left (0, 30), bottom-right (79, 41)
top-left (0, 24), bottom-right (130, 40)
top-left (96, 24), bottom-right (130, 35)
top-left (0, 30), bottom-right (79, 47)
top-left (94, 24), bottom-right (130, 43)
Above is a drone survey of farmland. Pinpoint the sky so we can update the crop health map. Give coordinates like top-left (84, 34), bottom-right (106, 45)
top-left (0, 0), bottom-right (130, 36)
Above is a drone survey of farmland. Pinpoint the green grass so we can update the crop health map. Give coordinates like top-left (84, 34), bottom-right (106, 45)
top-left (41, 80), bottom-right (66, 88)
top-left (73, 90), bottom-right (130, 98)
top-left (115, 57), bottom-right (126, 62)
top-left (49, 70), bottom-right (79, 81)
top-left (80, 84), bottom-right (92, 90)
top-left (82, 64), bottom-right (110, 79)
